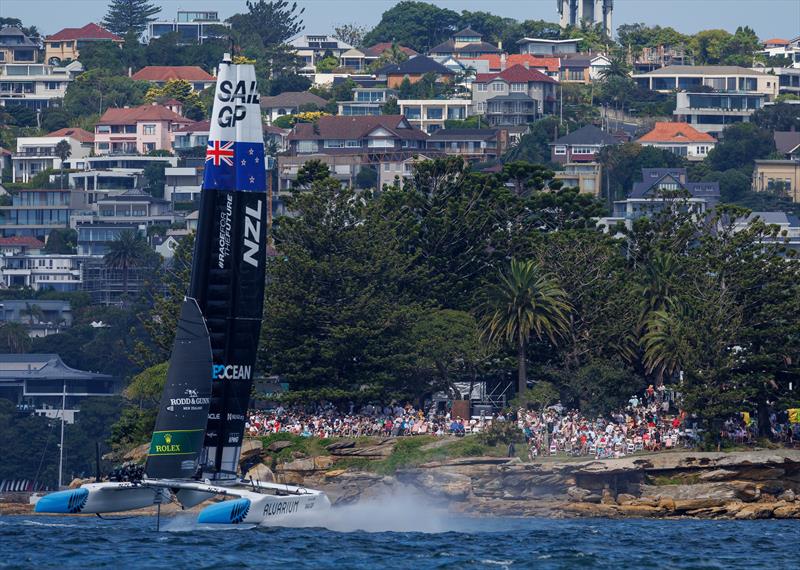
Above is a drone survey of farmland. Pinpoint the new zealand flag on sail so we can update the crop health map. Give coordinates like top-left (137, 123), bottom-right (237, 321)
top-left (203, 140), bottom-right (266, 192)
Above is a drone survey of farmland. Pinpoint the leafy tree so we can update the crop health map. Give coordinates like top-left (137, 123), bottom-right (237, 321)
top-left (76, 40), bottom-right (125, 74)
top-left (752, 102), bottom-right (800, 132)
top-left (295, 159), bottom-right (331, 188)
top-left (143, 161), bottom-right (167, 198)
top-left (705, 123), bottom-right (774, 172)
top-left (0, 322), bottom-right (31, 352)
top-left (480, 259), bottom-right (572, 395)
top-left (597, 52), bottom-right (632, 80)
top-left (62, 69), bottom-right (148, 120)
top-left (410, 309), bottom-right (482, 397)
top-left (124, 362), bottom-right (168, 407)
top-left (44, 228), bottom-right (77, 254)
top-left (144, 79), bottom-right (206, 121)
top-left (40, 108), bottom-right (71, 132)
top-left (355, 166), bottom-right (378, 189)
top-left (315, 55), bottom-right (340, 73)
top-left (499, 162), bottom-right (557, 196)
top-left (362, 1), bottom-right (460, 53)
top-left (333, 23), bottom-right (368, 48)
top-left (102, 0), bottom-right (161, 38)
top-left (104, 230), bottom-right (149, 297)
top-left (268, 73), bottom-right (311, 96)
top-left (690, 29), bottom-right (733, 65)
top-left (598, 143), bottom-right (686, 201)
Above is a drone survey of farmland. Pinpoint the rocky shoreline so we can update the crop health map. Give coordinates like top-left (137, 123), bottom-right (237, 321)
top-left (4, 446), bottom-right (800, 520)
top-left (288, 448), bottom-right (800, 519)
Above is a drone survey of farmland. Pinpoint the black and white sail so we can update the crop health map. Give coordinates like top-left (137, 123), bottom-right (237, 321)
top-left (189, 55), bottom-right (268, 480)
top-left (145, 298), bottom-right (213, 479)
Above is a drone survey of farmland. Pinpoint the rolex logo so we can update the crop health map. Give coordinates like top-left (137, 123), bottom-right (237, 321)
top-left (164, 434), bottom-right (172, 444)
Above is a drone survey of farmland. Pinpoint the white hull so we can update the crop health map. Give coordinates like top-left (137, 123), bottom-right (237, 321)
top-left (35, 478), bottom-right (330, 526)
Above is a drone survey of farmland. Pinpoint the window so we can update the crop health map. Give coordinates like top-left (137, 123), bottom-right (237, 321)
top-left (45, 82), bottom-right (59, 90)
top-left (384, 163), bottom-right (391, 171)
top-left (324, 139), bottom-right (344, 148)
top-left (97, 142), bottom-right (109, 150)
top-left (50, 42), bottom-right (61, 48)
top-left (426, 108), bottom-right (443, 120)
top-left (143, 124), bottom-right (156, 135)
top-left (476, 83), bottom-right (487, 92)
top-left (572, 147), bottom-right (595, 155)
top-left (345, 140), bottom-right (360, 148)
top-left (554, 145), bottom-right (566, 155)
top-left (492, 82), bottom-right (505, 92)
top-left (143, 143), bottom-right (155, 152)
top-left (511, 83), bottom-right (526, 92)
top-left (125, 125), bottom-right (137, 134)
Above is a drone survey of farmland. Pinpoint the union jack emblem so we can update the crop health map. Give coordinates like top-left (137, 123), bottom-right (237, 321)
top-left (205, 140), bottom-right (235, 167)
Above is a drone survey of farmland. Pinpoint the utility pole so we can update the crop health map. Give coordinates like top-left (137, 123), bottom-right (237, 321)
top-left (559, 84), bottom-right (563, 126)
top-left (58, 381), bottom-right (66, 490)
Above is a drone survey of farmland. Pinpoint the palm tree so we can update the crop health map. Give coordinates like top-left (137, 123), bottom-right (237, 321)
top-left (54, 139), bottom-right (71, 190)
top-left (0, 322), bottom-right (31, 353)
top-left (104, 230), bottom-right (148, 298)
top-left (481, 259), bottom-right (572, 395)
top-left (22, 302), bottom-right (44, 325)
top-left (641, 308), bottom-right (686, 386)
top-left (598, 53), bottom-right (632, 81)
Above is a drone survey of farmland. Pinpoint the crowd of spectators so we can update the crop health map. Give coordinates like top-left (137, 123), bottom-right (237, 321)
top-left (245, 384), bottom-right (798, 459)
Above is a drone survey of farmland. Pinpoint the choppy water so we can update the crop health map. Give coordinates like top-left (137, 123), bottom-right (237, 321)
top-left (1, 504), bottom-right (798, 569)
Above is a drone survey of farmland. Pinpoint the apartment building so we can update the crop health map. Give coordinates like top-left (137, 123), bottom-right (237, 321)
top-left (397, 99), bottom-right (472, 133)
top-left (633, 65), bottom-right (779, 97)
top-left (0, 26), bottom-right (38, 64)
top-left (94, 104), bottom-right (191, 155)
top-left (554, 162), bottom-right (603, 195)
top-left (637, 122), bottom-right (717, 161)
top-left (472, 64), bottom-right (557, 126)
top-left (0, 188), bottom-right (86, 239)
top-left (752, 159), bottom-right (800, 202)
top-left (550, 125), bottom-right (618, 164)
top-left (281, 115), bottom-right (428, 191)
top-left (148, 10), bottom-right (229, 44)
top-left (673, 91), bottom-right (768, 136)
top-left (338, 88), bottom-right (397, 116)
top-left (290, 34), bottom-right (355, 74)
top-left (12, 128), bottom-right (94, 183)
top-left (0, 61), bottom-right (83, 109)
top-left (0, 253), bottom-right (85, 291)
top-left (426, 128), bottom-right (508, 162)
top-left (44, 23), bottom-right (122, 65)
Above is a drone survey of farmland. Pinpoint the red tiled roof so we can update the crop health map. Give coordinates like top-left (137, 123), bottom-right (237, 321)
top-left (475, 64), bottom-right (556, 84)
top-left (46, 127), bottom-right (94, 143)
top-left (46, 23), bottom-right (122, 42)
top-left (507, 55), bottom-right (560, 73)
top-left (362, 42), bottom-right (418, 58)
top-left (637, 122), bottom-right (717, 144)
top-left (98, 104), bottom-right (191, 125)
top-left (289, 115), bottom-right (428, 141)
top-left (0, 236), bottom-right (45, 248)
top-left (175, 120), bottom-right (210, 133)
top-left (131, 66), bottom-right (215, 82)
top-left (763, 38), bottom-right (789, 45)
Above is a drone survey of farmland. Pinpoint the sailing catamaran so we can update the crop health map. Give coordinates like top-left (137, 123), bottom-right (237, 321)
top-left (35, 55), bottom-right (330, 526)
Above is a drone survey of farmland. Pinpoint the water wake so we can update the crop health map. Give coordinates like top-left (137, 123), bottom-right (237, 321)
top-left (264, 488), bottom-right (469, 533)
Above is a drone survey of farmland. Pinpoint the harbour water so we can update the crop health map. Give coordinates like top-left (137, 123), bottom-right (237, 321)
top-left (1, 513), bottom-right (798, 569)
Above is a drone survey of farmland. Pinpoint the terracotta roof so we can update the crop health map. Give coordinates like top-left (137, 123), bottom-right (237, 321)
top-left (46, 23), bottom-right (122, 42)
top-left (175, 119), bottom-right (210, 133)
top-left (637, 122), bottom-right (717, 144)
top-left (475, 64), bottom-right (556, 84)
top-left (289, 115), bottom-right (428, 141)
top-left (0, 236), bottom-right (45, 248)
top-left (763, 38), bottom-right (789, 45)
top-left (46, 127), bottom-right (94, 143)
top-left (131, 66), bottom-right (215, 82)
top-left (508, 55), bottom-right (560, 73)
top-left (97, 104), bottom-right (191, 125)
top-left (163, 98), bottom-right (182, 106)
top-left (362, 43), bottom-right (418, 58)
top-left (260, 91), bottom-right (328, 109)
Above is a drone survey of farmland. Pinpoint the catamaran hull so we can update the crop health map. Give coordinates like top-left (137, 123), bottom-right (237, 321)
top-left (35, 479), bottom-right (331, 525)
top-left (197, 490), bottom-right (330, 526)
top-left (34, 482), bottom-right (169, 515)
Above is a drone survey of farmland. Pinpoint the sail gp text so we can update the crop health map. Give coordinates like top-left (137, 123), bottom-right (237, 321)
top-left (263, 499), bottom-right (300, 517)
top-left (216, 80), bottom-right (259, 127)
